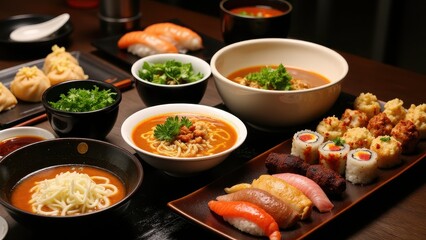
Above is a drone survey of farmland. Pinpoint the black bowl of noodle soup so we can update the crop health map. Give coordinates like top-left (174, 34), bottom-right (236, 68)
top-left (0, 138), bottom-right (143, 231)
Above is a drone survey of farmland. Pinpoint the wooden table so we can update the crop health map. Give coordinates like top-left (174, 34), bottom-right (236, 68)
top-left (1, 0), bottom-right (425, 239)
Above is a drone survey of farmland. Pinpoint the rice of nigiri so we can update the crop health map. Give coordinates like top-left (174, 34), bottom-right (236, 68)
top-left (345, 148), bottom-right (378, 184)
top-left (291, 129), bottom-right (324, 164)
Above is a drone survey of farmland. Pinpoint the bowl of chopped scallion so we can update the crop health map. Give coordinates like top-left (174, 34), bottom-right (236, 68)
top-left (41, 80), bottom-right (122, 139)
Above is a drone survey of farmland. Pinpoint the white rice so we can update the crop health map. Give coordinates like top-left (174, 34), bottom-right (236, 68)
top-left (345, 148), bottom-right (378, 184)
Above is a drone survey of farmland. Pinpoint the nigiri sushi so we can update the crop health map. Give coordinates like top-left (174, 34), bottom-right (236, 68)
top-left (208, 200), bottom-right (281, 240)
top-left (273, 173), bottom-right (334, 213)
top-left (117, 30), bottom-right (178, 57)
top-left (144, 22), bottom-right (203, 53)
top-left (216, 188), bottom-right (300, 229)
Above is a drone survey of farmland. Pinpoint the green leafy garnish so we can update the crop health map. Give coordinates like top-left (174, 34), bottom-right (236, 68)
top-left (154, 116), bottom-right (192, 142)
top-left (49, 85), bottom-right (116, 112)
top-left (380, 136), bottom-right (391, 142)
top-left (245, 64), bottom-right (293, 90)
top-left (332, 138), bottom-right (346, 146)
top-left (138, 60), bottom-right (204, 85)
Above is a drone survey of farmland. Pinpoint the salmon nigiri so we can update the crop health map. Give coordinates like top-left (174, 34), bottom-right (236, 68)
top-left (208, 200), bottom-right (281, 240)
top-left (273, 173), bottom-right (334, 213)
top-left (117, 30), bottom-right (178, 57)
top-left (144, 22), bottom-right (203, 52)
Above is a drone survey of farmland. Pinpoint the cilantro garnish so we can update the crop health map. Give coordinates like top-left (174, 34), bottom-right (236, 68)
top-left (154, 116), bottom-right (192, 142)
top-left (380, 136), bottom-right (391, 142)
top-left (245, 64), bottom-right (293, 90)
top-left (138, 60), bottom-right (204, 85)
top-left (332, 138), bottom-right (346, 146)
top-left (49, 85), bottom-right (116, 112)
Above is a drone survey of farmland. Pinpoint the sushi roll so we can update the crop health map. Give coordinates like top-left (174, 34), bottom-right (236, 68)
top-left (370, 135), bottom-right (402, 168)
top-left (291, 129), bottom-right (324, 164)
top-left (345, 148), bottom-right (378, 184)
top-left (318, 139), bottom-right (350, 175)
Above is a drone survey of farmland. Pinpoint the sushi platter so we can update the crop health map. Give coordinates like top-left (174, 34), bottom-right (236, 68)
top-left (168, 136), bottom-right (426, 239)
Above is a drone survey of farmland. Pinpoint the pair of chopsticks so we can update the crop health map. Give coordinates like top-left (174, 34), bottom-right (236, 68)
top-left (13, 78), bottom-right (133, 128)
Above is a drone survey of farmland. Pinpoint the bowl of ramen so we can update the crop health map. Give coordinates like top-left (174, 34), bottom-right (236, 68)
top-left (121, 103), bottom-right (247, 176)
top-left (0, 126), bottom-right (55, 159)
top-left (41, 79), bottom-right (122, 139)
top-left (131, 53), bottom-right (211, 107)
top-left (0, 138), bottom-right (143, 229)
top-left (220, 0), bottom-right (292, 44)
top-left (210, 38), bottom-right (349, 129)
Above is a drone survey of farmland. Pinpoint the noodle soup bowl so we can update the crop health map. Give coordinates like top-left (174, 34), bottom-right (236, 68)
top-left (210, 38), bottom-right (349, 129)
top-left (131, 53), bottom-right (211, 107)
top-left (0, 138), bottom-right (143, 231)
top-left (121, 103), bottom-right (247, 176)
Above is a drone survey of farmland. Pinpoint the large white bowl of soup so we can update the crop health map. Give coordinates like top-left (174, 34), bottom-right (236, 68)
top-left (210, 38), bottom-right (349, 128)
top-left (121, 103), bottom-right (247, 176)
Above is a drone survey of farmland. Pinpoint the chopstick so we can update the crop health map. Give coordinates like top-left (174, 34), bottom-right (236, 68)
top-left (12, 78), bottom-right (133, 128)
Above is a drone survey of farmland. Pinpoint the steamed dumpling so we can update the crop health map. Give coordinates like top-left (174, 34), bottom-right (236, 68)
top-left (46, 58), bottom-right (88, 85)
top-left (0, 82), bottom-right (18, 112)
top-left (10, 66), bottom-right (51, 102)
top-left (43, 45), bottom-right (79, 73)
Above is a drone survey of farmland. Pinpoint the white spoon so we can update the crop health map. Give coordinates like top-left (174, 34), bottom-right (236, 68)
top-left (9, 13), bottom-right (70, 42)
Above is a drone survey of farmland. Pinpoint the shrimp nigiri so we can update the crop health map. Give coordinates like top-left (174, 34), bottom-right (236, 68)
top-left (216, 188), bottom-right (300, 229)
top-left (273, 173), bottom-right (334, 212)
top-left (208, 200), bottom-right (281, 240)
top-left (144, 22), bottom-right (203, 52)
top-left (117, 30), bottom-right (178, 57)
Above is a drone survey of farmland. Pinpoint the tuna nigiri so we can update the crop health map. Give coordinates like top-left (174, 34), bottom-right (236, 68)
top-left (144, 22), bottom-right (203, 52)
top-left (216, 188), bottom-right (300, 229)
top-left (208, 200), bottom-right (281, 240)
top-left (273, 173), bottom-right (334, 213)
top-left (117, 31), bottom-right (178, 57)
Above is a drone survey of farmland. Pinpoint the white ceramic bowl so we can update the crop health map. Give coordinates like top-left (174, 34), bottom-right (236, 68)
top-left (0, 126), bottom-right (55, 158)
top-left (210, 38), bottom-right (349, 128)
top-left (121, 103), bottom-right (247, 176)
top-left (131, 53), bottom-right (211, 106)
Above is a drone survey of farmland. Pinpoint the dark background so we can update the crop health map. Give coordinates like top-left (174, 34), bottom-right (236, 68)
top-left (155, 0), bottom-right (426, 76)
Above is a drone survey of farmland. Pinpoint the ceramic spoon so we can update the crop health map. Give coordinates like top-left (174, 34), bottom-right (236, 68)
top-left (9, 13), bottom-right (70, 42)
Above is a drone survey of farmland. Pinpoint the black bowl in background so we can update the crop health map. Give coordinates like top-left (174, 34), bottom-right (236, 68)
top-left (42, 80), bottom-right (122, 139)
top-left (0, 138), bottom-right (143, 229)
top-left (220, 0), bottom-right (292, 44)
top-left (0, 14), bottom-right (73, 60)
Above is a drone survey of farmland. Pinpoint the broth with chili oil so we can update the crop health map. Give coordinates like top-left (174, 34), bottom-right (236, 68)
top-left (231, 6), bottom-right (286, 18)
top-left (0, 136), bottom-right (44, 158)
top-left (227, 65), bottom-right (330, 90)
top-left (132, 113), bottom-right (238, 158)
top-left (11, 164), bottom-right (126, 216)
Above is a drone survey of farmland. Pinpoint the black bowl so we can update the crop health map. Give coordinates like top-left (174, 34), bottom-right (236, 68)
top-left (0, 138), bottom-right (143, 229)
top-left (42, 80), bottom-right (122, 139)
top-left (220, 0), bottom-right (292, 44)
top-left (0, 14), bottom-right (73, 60)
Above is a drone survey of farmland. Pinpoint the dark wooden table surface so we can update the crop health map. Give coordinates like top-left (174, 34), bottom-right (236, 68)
top-left (1, 0), bottom-right (425, 239)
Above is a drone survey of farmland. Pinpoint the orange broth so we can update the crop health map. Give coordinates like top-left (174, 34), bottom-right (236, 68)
top-left (11, 165), bottom-right (126, 214)
top-left (231, 6), bottom-right (286, 18)
top-left (132, 113), bottom-right (238, 156)
top-left (228, 65), bottom-right (330, 89)
top-left (0, 136), bottom-right (44, 158)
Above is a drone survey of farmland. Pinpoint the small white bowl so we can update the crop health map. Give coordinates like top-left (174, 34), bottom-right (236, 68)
top-left (0, 126), bottom-right (55, 158)
top-left (210, 38), bottom-right (349, 128)
top-left (121, 103), bottom-right (247, 176)
top-left (131, 53), bottom-right (211, 106)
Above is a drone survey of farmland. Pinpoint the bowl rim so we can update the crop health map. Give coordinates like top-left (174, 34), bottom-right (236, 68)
top-left (131, 53), bottom-right (212, 88)
top-left (121, 103), bottom-right (248, 162)
top-left (0, 137), bottom-right (143, 219)
top-left (0, 126), bottom-right (55, 142)
top-left (41, 79), bottom-right (122, 115)
top-left (210, 38), bottom-right (349, 94)
top-left (219, 0), bottom-right (293, 18)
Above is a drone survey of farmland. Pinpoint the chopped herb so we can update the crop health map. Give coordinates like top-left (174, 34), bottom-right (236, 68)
top-left (49, 85), bottom-right (116, 112)
top-left (380, 136), bottom-right (391, 142)
top-left (332, 138), bottom-right (346, 146)
top-left (138, 60), bottom-right (204, 85)
top-left (245, 64), bottom-right (293, 90)
top-left (154, 116), bottom-right (192, 142)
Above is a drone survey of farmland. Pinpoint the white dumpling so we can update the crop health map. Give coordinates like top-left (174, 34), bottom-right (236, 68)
top-left (0, 82), bottom-right (18, 112)
top-left (43, 45), bottom-right (79, 73)
top-left (46, 58), bottom-right (88, 85)
top-left (10, 66), bottom-right (51, 102)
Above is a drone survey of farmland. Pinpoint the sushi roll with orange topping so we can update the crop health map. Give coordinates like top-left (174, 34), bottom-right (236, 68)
top-left (345, 148), bottom-right (378, 184)
top-left (291, 129), bottom-right (324, 164)
top-left (318, 139), bottom-right (350, 175)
